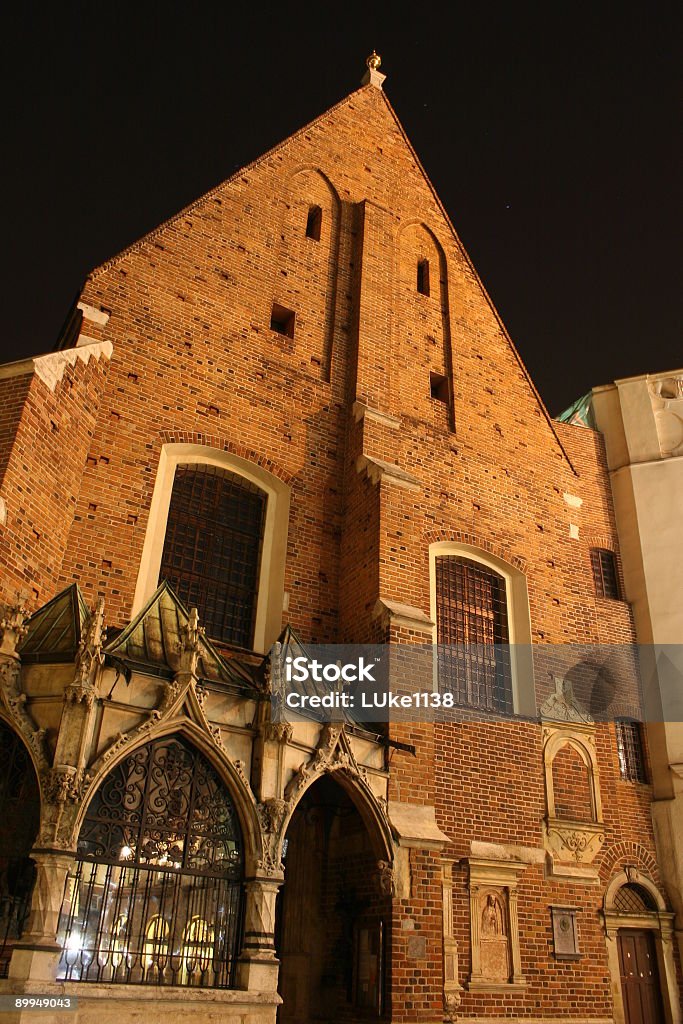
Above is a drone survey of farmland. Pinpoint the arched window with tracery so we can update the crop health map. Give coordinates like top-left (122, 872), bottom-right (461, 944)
top-left (159, 464), bottom-right (267, 649)
top-left (57, 736), bottom-right (243, 988)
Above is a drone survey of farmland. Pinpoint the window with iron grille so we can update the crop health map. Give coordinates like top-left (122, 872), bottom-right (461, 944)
top-left (159, 465), bottom-right (266, 649)
top-left (435, 556), bottom-right (513, 713)
top-left (613, 883), bottom-right (656, 913)
top-left (615, 719), bottom-right (648, 783)
top-left (56, 736), bottom-right (244, 988)
top-left (590, 548), bottom-right (620, 599)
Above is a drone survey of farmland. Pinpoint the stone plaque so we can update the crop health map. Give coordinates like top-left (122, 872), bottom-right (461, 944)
top-left (407, 934), bottom-right (427, 959)
top-left (551, 906), bottom-right (580, 959)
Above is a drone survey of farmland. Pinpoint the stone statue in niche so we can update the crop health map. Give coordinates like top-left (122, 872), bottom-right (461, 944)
top-left (482, 893), bottom-right (503, 935)
top-left (480, 891), bottom-right (509, 980)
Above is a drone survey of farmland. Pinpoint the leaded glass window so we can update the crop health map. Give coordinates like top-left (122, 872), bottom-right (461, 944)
top-left (159, 464), bottom-right (266, 648)
top-left (436, 556), bottom-right (512, 713)
top-left (57, 737), bottom-right (243, 988)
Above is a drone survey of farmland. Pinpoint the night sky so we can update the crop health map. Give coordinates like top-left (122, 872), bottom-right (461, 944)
top-left (3, 5), bottom-right (680, 415)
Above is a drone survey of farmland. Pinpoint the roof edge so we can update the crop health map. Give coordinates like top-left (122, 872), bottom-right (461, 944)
top-left (87, 84), bottom-right (373, 281)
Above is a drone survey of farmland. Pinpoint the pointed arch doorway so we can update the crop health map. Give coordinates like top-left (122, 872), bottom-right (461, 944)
top-left (275, 774), bottom-right (391, 1023)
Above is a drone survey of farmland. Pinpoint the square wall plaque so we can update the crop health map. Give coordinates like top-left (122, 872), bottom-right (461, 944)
top-left (551, 906), bottom-right (581, 960)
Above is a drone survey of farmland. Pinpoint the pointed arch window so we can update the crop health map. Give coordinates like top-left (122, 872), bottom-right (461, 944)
top-left (57, 736), bottom-right (244, 988)
top-left (159, 464), bottom-right (266, 649)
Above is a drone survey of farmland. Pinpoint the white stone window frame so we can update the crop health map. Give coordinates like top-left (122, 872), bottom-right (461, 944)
top-left (133, 443), bottom-right (290, 653)
top-left (542, 724), bottom-right (605, 880)
top-left (428, 542), bottom-right (535, 718)
top-left (601, 869), bottom-right (681, 1024)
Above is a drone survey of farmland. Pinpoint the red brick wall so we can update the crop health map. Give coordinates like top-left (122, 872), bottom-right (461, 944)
top-left (0, 351), bottom-right (109, 604)
top-left (551, 742), bottom-right (594, 820)
top-left (0, 83), bottom-right (674, 1018)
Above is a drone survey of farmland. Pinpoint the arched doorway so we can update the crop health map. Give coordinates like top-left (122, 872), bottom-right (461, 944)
top-left (56, 735), bottom-right (244, 987)
top-left (276, 774), bottom-right (391, 1023)
top-left (0, 720), bottom-right (40, 977)
top-left (603, 872), bottom-right (678, 1024)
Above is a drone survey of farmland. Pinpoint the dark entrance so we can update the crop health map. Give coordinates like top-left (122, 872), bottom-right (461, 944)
top-left (618, 930), bottom-right (664, 1024)
top-left (0, 720), bottom-right (40, 977)
top-left (275, 774), bottom-right (390, 1023)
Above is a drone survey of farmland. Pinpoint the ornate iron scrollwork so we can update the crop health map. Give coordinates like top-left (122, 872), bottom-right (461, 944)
top-left (57, 736), bottom-right (244, 989)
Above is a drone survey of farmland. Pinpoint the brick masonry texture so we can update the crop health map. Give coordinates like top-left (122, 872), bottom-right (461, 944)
top-left (0, 82), bottom-right (678, 1019)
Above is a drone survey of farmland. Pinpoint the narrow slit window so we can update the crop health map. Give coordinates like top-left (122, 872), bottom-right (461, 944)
top-left (305, 205), bottom-right (322, 241)
top-left (417, 259), bottom-right (430, 295)
top-left (615, 719), bottom-right (648, 783)
top-left (270, 303), bottom-right (295, 339)
top-left (430, 372), bottom-right (449, 404)
top-left (590, 548), bottom-right (620, 599)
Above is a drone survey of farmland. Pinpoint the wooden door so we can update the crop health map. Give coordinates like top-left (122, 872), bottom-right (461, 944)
top-left (618, 930), bottom-right (664, 1024)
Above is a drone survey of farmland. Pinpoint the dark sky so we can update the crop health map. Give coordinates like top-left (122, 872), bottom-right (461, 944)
top-left (3, 4), bottom-right (680, 415)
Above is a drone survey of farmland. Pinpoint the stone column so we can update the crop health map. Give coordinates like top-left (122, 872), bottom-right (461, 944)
top-left (468, 884), bottom-right (482, 982)
top-left (235, 876), bottom-right (282, 992)
top-left (508, 888), bottom-right (525, 984)
top-left (442, 861), bottom-right (463, 1022)
top-left (8, 850), bottom-right (75, 984)
top-left (658, 914), bottom-right (682, 1024)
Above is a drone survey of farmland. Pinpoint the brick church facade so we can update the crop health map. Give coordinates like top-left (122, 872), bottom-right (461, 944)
top-left (0, 57), bottom-right (680, 1023)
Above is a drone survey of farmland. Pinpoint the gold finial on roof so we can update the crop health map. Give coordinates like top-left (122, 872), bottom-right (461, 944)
top-left (362, 50), bottom-right (386, 89)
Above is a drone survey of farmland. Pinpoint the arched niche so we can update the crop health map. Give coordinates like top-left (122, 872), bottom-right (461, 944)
top-left (543, 730), bottom-right (602, 823)
top-left (276, 166), bottom-right (342, 382)
top-left (394, 221), bottom-right (454, 431)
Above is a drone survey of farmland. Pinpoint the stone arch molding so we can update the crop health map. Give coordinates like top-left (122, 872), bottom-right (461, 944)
top-left (604, 867), bottom-right (666, 912)
top-left (0, 603), bottom-right (51, 785)
top-left (71, 717), bottom-right (263, 874)
top-left (428, 540), bottom-right (535, 718)
top-left (132, 441), bottom-right (291, 653)
top-left (257, 724), bottom-right (394, 883)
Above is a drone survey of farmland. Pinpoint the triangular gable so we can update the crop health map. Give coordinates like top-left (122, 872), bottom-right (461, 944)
top-left (104, 580), bottom-right (260, 692)
top-left (20, 583), bottom-right (90, 662)
top-left (84, 81), bottom-right (576, 474)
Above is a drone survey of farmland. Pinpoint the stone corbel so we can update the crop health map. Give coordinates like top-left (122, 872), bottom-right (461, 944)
top-left (256, 797), bottom-right (288, 875)
top-left (0, 598), bottom-right (30, 658)
top-left (356, 454), bottom-right (422, 491)
top-left (544, 818), bottom-right (605, 865)
top-left (373, 598), bottom-right (434, 635)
